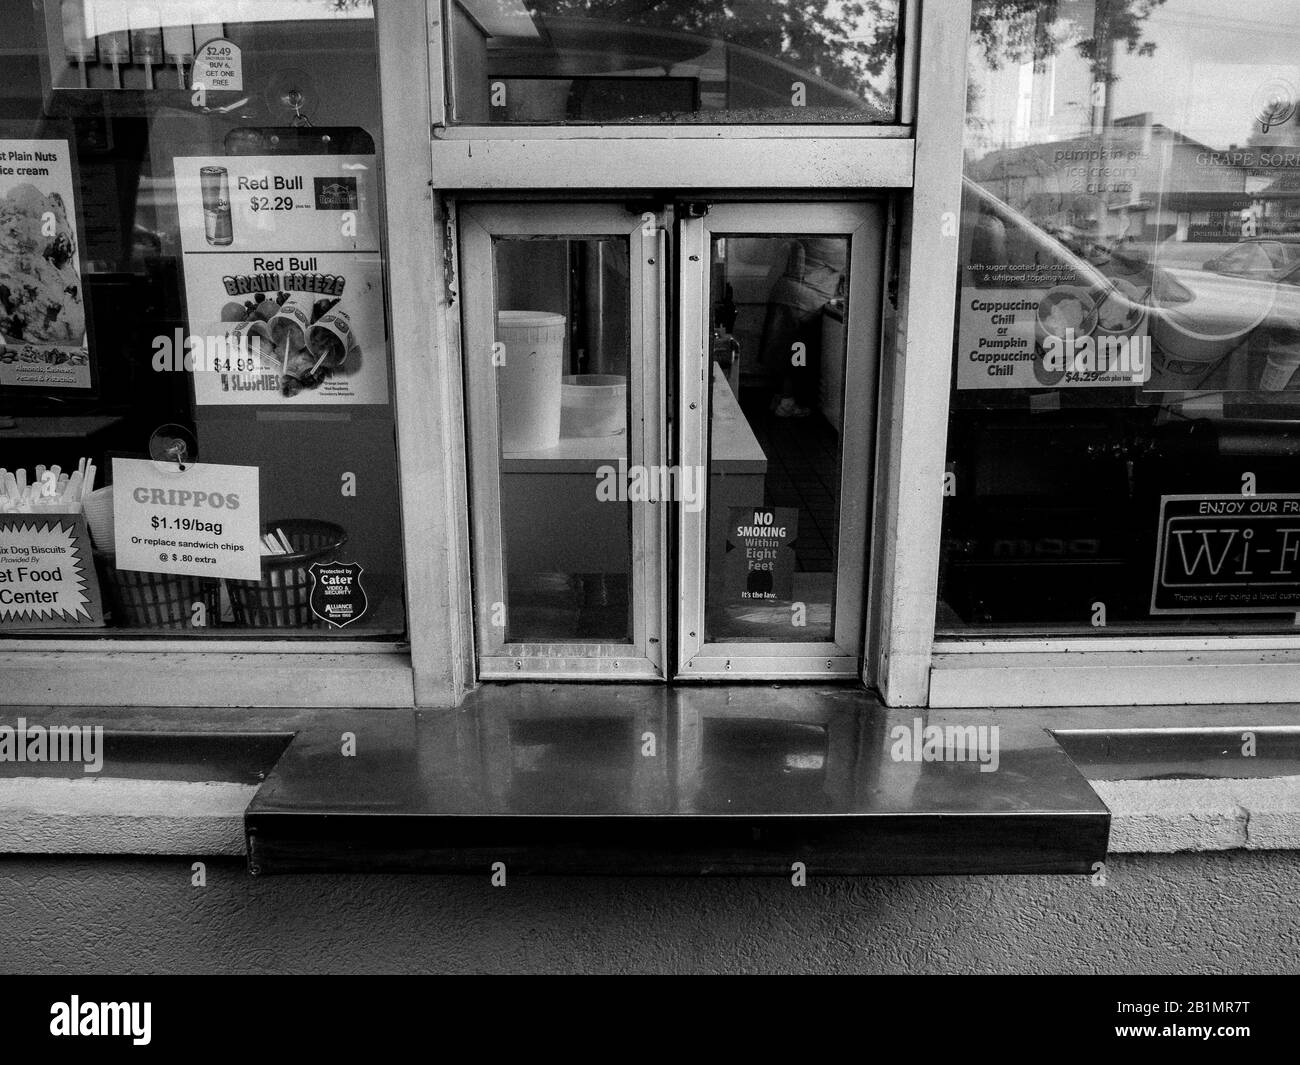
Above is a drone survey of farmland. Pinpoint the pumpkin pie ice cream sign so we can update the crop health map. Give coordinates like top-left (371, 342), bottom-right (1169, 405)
top-left (0, 139), bottom-right (90, 391)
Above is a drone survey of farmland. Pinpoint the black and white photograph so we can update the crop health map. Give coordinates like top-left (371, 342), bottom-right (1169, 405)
top-left (0, 0), bottom-right (1297, 1028)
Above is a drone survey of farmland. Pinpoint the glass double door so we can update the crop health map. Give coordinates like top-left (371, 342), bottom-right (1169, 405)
top-left (459, 201), bottom-right (883, 680)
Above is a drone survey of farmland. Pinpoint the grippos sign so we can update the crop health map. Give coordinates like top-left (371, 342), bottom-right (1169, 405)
top-left (726, 507), bottom-right (797, 604)
top-left (112, 458), bottom-right (262, 582)
top-left (1151, 494), bottom-right (1300, 615)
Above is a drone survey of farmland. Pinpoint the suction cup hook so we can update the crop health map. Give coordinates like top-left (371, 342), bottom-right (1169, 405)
top-left (148, 424), bottom-right (199, 473)
top-left (267, 69), bottom-right (317, 128)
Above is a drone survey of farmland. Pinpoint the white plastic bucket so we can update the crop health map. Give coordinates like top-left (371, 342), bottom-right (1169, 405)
top-left (82, 485), bottom-right (115, 551)
top-left (497, 310), bottom-right (566, 452)
top-left (561, 374), bottom-right (627, 438)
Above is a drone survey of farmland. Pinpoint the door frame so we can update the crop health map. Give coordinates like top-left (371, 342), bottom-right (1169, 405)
top-left (459, 202), bottom-right (668, 679)
top-left (458, 199), bottom-right (886, 684)
top-left (675, 202), bottom-right (886, 679)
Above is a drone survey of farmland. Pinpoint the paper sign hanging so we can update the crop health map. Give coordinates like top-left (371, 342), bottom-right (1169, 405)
top-left (111, 457), bottom-right (261, 581)
top-left (172, 153), bottom-right (388, 405)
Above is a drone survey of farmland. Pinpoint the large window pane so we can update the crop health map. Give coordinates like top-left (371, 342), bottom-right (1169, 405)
top-left (449, 0), bottom-right (903, 124)
top-left (1, 1), bottom-right (404, 639)
top-left (704, 234), bottom-right (849, 642)
top-left (493, 236), bottom-right (633, 643)
top-left (942, 0), bottom-right (1300, 635)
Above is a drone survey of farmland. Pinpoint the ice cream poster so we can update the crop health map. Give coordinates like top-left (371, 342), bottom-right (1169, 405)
top-left (0, 139), bottom-right (91, 392)
top-left (172, 154), bottom-right (388, 406)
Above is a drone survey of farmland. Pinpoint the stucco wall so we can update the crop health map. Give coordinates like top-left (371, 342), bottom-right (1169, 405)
top-left (1, 851), bottom-right (1297, 974)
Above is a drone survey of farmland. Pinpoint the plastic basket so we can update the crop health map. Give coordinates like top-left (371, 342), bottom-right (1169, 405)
top-left (95, 552), bottom-right (222, 631)
top-left (227, 519), bottom-right (348, 629)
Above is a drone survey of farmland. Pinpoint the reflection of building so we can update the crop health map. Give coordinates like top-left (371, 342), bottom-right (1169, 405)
top-left (972, 111), bottom-right (1300, 244)
top-left (967, 113), bottom-right (1264, 244)
top-left (972, 111), bottom-right (1300, 245)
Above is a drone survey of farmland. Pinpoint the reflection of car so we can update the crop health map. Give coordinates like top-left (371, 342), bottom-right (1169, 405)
top-left (964, 179), bottom-right (1300, 371)
top-left (1149, 249), bottom-right (1300, 364)
top-left (1202, 238), bottom-right (1300, 279)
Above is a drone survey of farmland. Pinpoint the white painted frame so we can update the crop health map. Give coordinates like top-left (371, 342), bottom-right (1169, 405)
top-left (676, 203), bottom-right (885, 680)
top-left (869, 0), bottom-right (969, 706)
top-left (430, 0), bottom-right (914, 189)
top-left (458, 203), bottom-right (667, 680)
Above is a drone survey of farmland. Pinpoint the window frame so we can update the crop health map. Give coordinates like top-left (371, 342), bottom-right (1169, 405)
top-left (920, 0), bottom-right (1300, 708)
top-left (9, 0), bottom-right (1294, 710)
top-left (0, 0), bottom-right (462, 709)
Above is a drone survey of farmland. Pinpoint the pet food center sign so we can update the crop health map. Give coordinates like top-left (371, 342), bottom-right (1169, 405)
top-left (173, 153), bottom-right (388, 406)
top-left (0, 513), bottom-right (104, 629)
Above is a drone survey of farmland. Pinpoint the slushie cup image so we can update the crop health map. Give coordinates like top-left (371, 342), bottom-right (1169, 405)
top-left (1033, 285), bottom-right (1097, 385)
top-left (307, 305), bottom-right (357, 373)
top-left (268, 292), bottom-right (315, 374)
top-left (223, 319), bottom-right (277, 372)
top-left (1035, 285), bottom-right (1098, 346)
top-left (1095, 278), bottom-right (1146, 336)
top-left (282, 306), bottom-right (357, 397)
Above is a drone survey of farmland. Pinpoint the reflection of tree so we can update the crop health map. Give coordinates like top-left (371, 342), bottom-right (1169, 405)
top-left (966, 1), bottom-right (1166, 146)
top-left (971, 0), bottom-right (1164, 75)
top-left (523, 0), bottom-right (899, 101)
top-left (974, 0), bottom-right (1165, 131)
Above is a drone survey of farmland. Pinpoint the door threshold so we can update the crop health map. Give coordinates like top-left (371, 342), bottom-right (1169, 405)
top-left (245, 684), bottom-right (1109, 876)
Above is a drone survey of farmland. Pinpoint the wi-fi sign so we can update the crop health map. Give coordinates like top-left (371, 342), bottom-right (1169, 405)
top-left (1253, 79), bottom-right (1298, 134)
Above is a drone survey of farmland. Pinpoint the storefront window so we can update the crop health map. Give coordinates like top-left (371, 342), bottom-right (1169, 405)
top-left (0, 0), bottom-right (404, 639)
top-left (447, 0), bottom-right (904, 124)
top-left (942, 0), bottom-right (1300, 635)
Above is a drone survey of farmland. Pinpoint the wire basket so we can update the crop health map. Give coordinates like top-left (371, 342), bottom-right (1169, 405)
top-left (227, 519), bottom-right (348, 629)
top-left (95, 552), bottom-right (222, 631)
